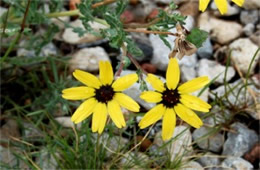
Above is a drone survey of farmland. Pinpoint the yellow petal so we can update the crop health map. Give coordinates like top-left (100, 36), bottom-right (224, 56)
top-left (92, 102), bottom-right (107, 134)
top-left (146, 74), bottom-right (165, 92)
top-left (180, 94), bottom-right (211, 112)
top-left (114, 93), bottom-right (140, 112)
top-left (199, 0), bottom-right (211, 11)
top-left (71, 98), bottom-right (97, 124)
top-left (166, 58), bottom-right (180, 90)
top-left (162, 108), bottom-right (176, 141)
top-left (112, 73), bottom-right (138, 91)
top-left (107, 100), bottom-right (126, 128)
top-left (232, 0), bottom-right (244, 6)
top-left (62, 86), bottom-right (95, 100)
top-left (178, 76), bottom-right (209, 94)
top-left (140, 91), bottom-right (162, 103)
top-left (139, 104), bottom-right (166, 129)
top-left (174, 104), bottom-right (203, 128)
top-left (215, 0), bottom-right (228, 14)
top-left (99, 61), bottom-right (113, 85)
top-left (73, 70), bottom-right (101, 89)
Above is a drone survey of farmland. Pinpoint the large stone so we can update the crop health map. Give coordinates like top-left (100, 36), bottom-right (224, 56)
top-left (221, 157), bottom-right (254, 170)
top-left (198, 12), bottom-right (243, 44)
top-left (197, 59), bottom-right (235, 84)
top-left (69, 47), bottom-right (110, 72)
top-left (222, 122), bottom-right (258, 157)
top-left (240, 10), bottom-right (259, 25)
top-left (197, 152), bottom-right (221, 169)
top-left (210, 79), bottom-right (260, 119)
top-left (250, 30), bottom-right (260, 46)
top-left (154, 125), bottom-right (193, 162)
top-left (62, 19), bottom-right (106, 44)
top-left (150, 15), bottom-right (195, 71)
top-left (181, 161), bottom-right (203, 170)
top-left (36, 150), bottom-right (58, 170)
top-left (192, 126), bottom-right (225, 153)
top-left (120, 152), bottom-right (149, 168)
top-left (229, 38), bottom-right (260, 75)
top-left (243, 23), bottom-right (255, 36)
top-left (243, 0), bottom-right (260, 9)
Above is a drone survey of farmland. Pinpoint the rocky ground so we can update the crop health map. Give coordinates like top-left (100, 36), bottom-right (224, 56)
top-left (0, 0), bottom-right (259, 169)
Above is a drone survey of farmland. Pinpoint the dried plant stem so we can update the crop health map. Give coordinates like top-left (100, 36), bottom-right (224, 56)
top-left (127, 53), bottom-right (148, 75)
top-left (124, 28), bottom-right (178, 36)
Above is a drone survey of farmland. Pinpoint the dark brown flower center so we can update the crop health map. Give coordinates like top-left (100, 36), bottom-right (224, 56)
top-left (161, 88), bottom-right (180, 108)
top-left (95, 85), bottom-right (115, 103)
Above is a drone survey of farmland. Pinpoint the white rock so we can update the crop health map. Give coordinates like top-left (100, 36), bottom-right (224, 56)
top-left (0, 7), bottom-right (7, 17)
top-left (121, 70), bottom-right (165, 110)
top-left (221, 157), bottom-right (253, 170)
top-left (192, 88), bottom-right (209, 102)
top-left (181, 161), bottom-right (203, 170)
top-left (180, 65), bottom-right (196, 82)
top-left (198, 12), bottom-right (243, 44)
top-left (243, 0), bottom-right (260, 9)
top-left (197, 59), bottom-right (235, 84)
top-left (211, 1), bottom-right (240, 16)
top-left (240, 10), bottom-right (259, 25)
top-left (69, 47), bottom-right (110, 72)
top-left (62, 19), bottom-right (106, 44)
top-left (229, 38), bottom-right (260, 75)
top-left (55, 117), bottom-right (81, 129)
top-left (154, 125), bottom-right (193, 162)
top-left (150, 16), bottom-right (195, 71)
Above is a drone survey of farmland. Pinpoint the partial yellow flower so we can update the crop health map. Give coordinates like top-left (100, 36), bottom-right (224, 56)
top-left (139, 58), bottom-right (211, 141)
top-left (199, 0), bottom-right (244, 14)
top-left (62, 61), bottom-right (140, 134)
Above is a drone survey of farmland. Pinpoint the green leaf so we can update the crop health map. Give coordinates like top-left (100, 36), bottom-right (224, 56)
top-left (125, 38), bottom-right (144, 57)
top-left (159, 35), bottom-right (172, 50)
top-left (186, 28), bottom-right (208, 48)
top-left (115, 0), bottom-right (128, 16)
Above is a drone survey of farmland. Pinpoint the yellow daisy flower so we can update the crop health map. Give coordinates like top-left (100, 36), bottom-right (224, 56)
top-left (139, 58), bottom-right (211, 141)
top-left (62, 61), bottom-right (140, 134)
top-left (199, 0), bottom-right (244, 14)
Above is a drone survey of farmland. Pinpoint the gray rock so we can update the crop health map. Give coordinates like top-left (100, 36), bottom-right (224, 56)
top-left (210, 79), bottom-right (260, 116)
top-left (243, 23), bottom-right (255, 36)
top-left (192, 87), bottom-right (209, 102)
top-left (121, 70), bottom-right (165, 110)
top-left (198, 152), bottom-right (221, 170)
top-left (240, 10), bottom-right (259, 25)
top-left (40, 42), bottom-right (58, 57)
top-left (197, 59), bottom-right (235, 84)
top-left (22, 122), bottom-right (44, 138)
top-left (243, 0), bottom-right (260, 9)
top-left (154, 125), bottom-right (193, 162)
top-left (179, 53), bottom-right (198, 67)
top-left (221, 157), bottom-right (253, 170)
top-left (197, 38), bottom-right (213, 59)
top-left (150, 15), bottom-right (195, 71)
top-left (36, 150), bottom-right (58, 170)
top-left (250, 30), bottom-right (260, 46)
top-left (192, 126), bottom-right (225, 153)
top-left (229, 38), bottom-right (260, 75)
top-left (62, 19), bottom-right (106, 44)
top-left (181, 161), bottom-right (204, 170)
top-left (222, 122), bottom-right (258, 157)
top-left (94, 133), bottom-right (129, 157)
top-left (69, 47), bottom-right (110, 72)
top-left (120, 152), bottom-right (149, 168)
top-left (204, 105), bottom-right (232, 126)
top-left (198, 12), bottom-right (243, 44)
top-left (0, 146), bottom-right (28, 169)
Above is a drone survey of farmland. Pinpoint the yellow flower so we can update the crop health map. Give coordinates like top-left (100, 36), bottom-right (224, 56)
top-left (139, 58), bottom-right (211, 141)
top-left (62, 61), bottom-right (140, 134)
top-left (199, 0), bottom-right (244, 14)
